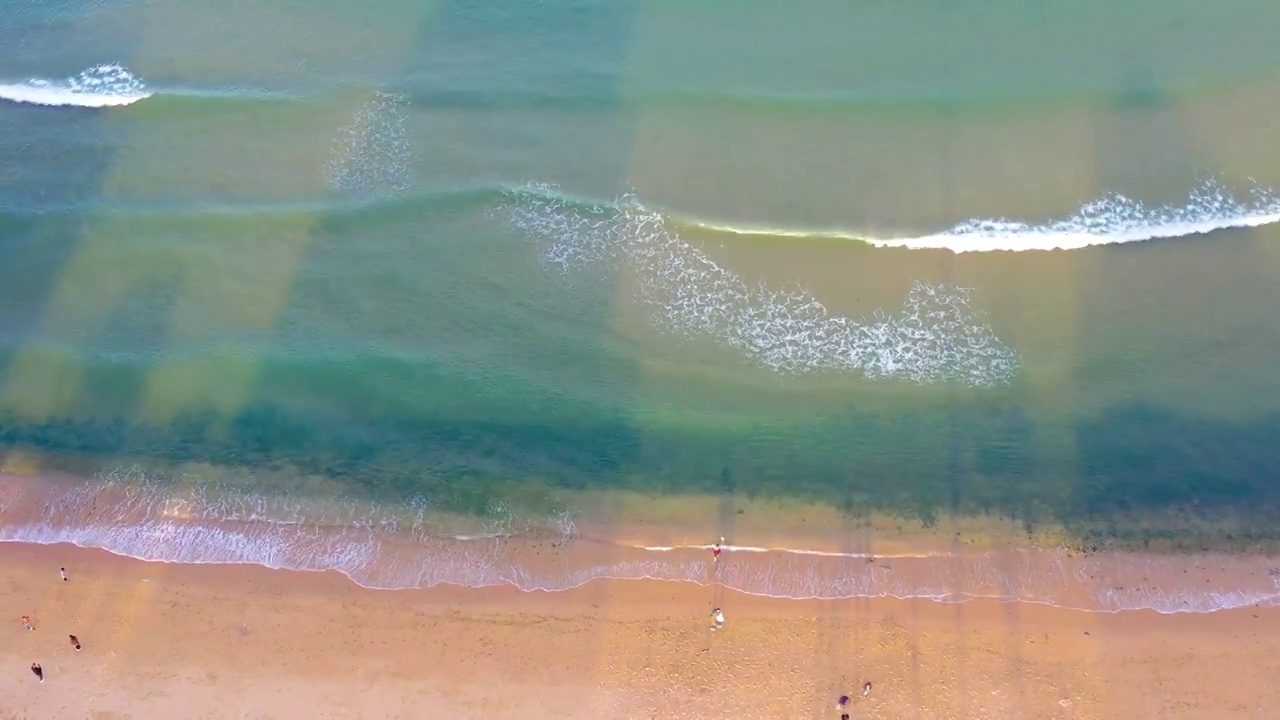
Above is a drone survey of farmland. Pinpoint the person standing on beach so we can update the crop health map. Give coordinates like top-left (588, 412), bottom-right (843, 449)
top-left (60, 567), bottom-right (67, 582)
top-left (69, 635), bottom-right (81, 651)
top-left (30, 663), bottom-right (43, 682)
top-left (710, 607), bottom-right (725, 631)
top-left (22, 615), bottom-right (33, 631)
top-left (711, 537), bottom-right (723, 563)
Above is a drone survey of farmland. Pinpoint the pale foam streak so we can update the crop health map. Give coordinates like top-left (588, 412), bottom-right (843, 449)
top-left (0, 65), bottom-right (151, 108)
top-left (499, 184), bottom-right (1019, 387)
top-left (325, 91), bottom-right (413, 195)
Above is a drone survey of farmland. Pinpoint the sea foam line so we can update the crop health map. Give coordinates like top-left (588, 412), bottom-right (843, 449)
top-left (4, 474), bottom-right (1279, 615)
top-left (676, 177), bottom-right (1280, 253)
top-left (5, 531), bottom-right (1278, 616)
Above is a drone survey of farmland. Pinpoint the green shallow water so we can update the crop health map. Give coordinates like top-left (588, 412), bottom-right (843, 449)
top-left (3, 0), bottom-right (1280, 541)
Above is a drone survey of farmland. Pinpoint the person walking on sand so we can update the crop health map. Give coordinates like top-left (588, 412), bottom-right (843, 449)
top-left (22, 615), bottom-right (33, 631)
top-left (710, 607), bottom-right (725, 631)
top-left (60, 567), bottom-right (67, 582)
top-left (31, 663), bottom-right (43, 682)
top-left (862, 680), bottom-right (873, 697)
top-left (69, 635), bottom-right (81, 652)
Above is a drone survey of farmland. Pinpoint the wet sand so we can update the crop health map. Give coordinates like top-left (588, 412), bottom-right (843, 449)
top-left (3, 542), bottom-right (1279, 719)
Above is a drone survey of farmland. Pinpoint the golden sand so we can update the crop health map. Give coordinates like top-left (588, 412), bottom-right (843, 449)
top-left (3, 541), bottom-right (1279, 719)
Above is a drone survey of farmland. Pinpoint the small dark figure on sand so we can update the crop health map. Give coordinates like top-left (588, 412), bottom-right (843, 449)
top-left (863, 681), bottom-right (873, 697)
top-left (836, 694), bottom-right (849, 709)
top-left (840, 714), bottom-right (849, 720)
top-left (31, 663), bottom-right (43, 682)
top-left (69, 634), bottom-right (81, 651)
top-left (60, 567), bottom-right (67, 582)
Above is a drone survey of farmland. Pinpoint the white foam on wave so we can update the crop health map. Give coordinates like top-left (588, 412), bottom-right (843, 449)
top-left (325, 91), bottom-right (412, 195)
top-left (498, 184), bottom-right (1019, 387)
top-left (2, 473), bottom-right (1277, 614)
top-left (682, 178), bottom-right (1280, 253)
top-left (885, 178), bottom-right (1280, 252)
top-left (0, 64), bottom-right (151, 108)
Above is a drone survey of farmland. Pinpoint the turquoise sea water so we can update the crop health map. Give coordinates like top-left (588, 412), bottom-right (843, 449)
top-left (3, 0), bottom-right (1280, 609)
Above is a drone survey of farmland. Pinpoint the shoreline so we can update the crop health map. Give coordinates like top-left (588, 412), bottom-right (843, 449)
top-left (9, 451), bottom-right (1280, 557)
top-left (6, 540), bottom-right (1280, 718)
top-left (3, 471), bottom-right (1279, 615)
top-left (5, 534), bottom-right (1277, 616)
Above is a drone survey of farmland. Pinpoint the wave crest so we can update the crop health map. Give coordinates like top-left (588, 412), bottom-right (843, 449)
top-left (0, 64), bottom-right (151, 108)
top-left (890, 178), bottom-right (1280, 252)
top-left (683, 178), bottom-right (1280, 253)
top-left (498, 184), bottom-right (1019, 386)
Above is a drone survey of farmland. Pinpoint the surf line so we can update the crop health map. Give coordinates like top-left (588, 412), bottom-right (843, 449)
top-left (666, 177), bottom-right (1280, 253)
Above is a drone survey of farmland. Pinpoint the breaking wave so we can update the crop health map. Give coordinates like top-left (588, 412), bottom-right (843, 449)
top-left (497, 184), bottom-right (1019, 387)
top-left (682, 178), bottom-right (1280, 253)
top-left (0, 64), bottom-right (151, 108)
top-left (1, 472), bottom-right (1277, 614)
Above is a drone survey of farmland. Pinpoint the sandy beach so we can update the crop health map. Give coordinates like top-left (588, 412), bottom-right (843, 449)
top-left (1, 541), bottom-right (1277, 719)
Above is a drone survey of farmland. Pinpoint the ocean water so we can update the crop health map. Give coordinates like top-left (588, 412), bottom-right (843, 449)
top-left (3, 0), bottom-right (1280, 612)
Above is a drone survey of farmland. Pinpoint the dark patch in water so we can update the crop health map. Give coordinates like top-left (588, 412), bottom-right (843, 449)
top-left (5, 390), bottom-right (1280, 544)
